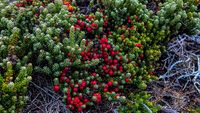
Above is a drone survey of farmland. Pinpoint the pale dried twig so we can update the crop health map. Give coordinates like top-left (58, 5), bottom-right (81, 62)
top-left (159, 33), bottom-right (200, 93)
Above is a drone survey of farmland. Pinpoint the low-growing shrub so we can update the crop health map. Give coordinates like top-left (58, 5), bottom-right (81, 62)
top-left (0, 0), bottom-right (199, 112)
top-left (0, 62), bottom-right (32, 113)
top-left (54, 26), bottom-right (130, 111)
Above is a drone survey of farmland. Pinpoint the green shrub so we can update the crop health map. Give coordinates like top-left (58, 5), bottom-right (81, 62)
top-left (0, 0), bottom-right (199, 112)
top-left (0, 62), bottom-right (32, 113)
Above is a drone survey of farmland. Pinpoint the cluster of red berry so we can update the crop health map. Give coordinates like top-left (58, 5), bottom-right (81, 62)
top-left (49, 4), bottom-right (133, 112)
top-left (74, 16), bottom-right (100, 34)
top-left (53, 35), bottom-right (130, 112)
top-left (16, 2), bottom-right (25, 7)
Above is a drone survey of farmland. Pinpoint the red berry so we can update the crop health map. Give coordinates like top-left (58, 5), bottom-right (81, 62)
top-left (79, 86), bottom-right (84, 90)
top-left (70, 100), bottom-right (74, 104)
top-left (104, 58), bottom-right (109, 63)
top-left (60, 76), bottom-right (65, 82)
top-left (82, 57), bottom-right (87, 61)
top-left (92, 93), bottom-right (102, 103)
top-left (80, 51), bottom-right (85, 56)
top-left (64, 67), bottom-right (69, 72)
top-left (104, 88), bottom-right (108, 92)
top-left (74, 96), bottom-right (80, 102)
top-left (107, 81), bottom-right (113, 86)
top-left (78, 107), bottom-right (83, 112)
top-left (86, 26), bottom-right (92, 32)
top-left (111, 51), bottom-right (115, 56)
top-left (92, 55), bottom-right (98, 59)
top-left (119, 56), bottom-right (123, 60)
top-left (35, 13), bottom-right (39, 17)
top-left (128, 19), bottom-right (132, 23)
top-left (115, 51), bottom-right (119, 55)
top-left (109, 65), bottom-right (114, 68)
top-left (104, 21), bottom-right (108, 27)
top-left (80, 22), bottom-right (85, 28)
top-left (91, 72), bottom-right (96, 76)
top-left (87, 51), bottom-right (91, 56)
top-left (106, 44), bottom-right (111, 49)
top-left (101, 44), bottom-right (106, 49)
top-left (61, 72), bottom-right (66, 77)
top-left (79, 102), bottom-right (83, 106)
top-left (66, 29), bottom-right (70, 33)
top-left (135, 43), bottom-right (142, 48)
top-left (85, 15), bottom-right (88, 18)
top-left (73, 87), bottom-right (78, 92)
top-left (99, 53), bottom-right (103, 58)
top-left (140, 53), bottom-right (144, 59)
top-left (125, 78), bottom-right (129, 83)
top-left (109, 70), bottom-right (114, 76)
top-left (131, 26), bottom-right (135, 30)
top-left (82, 80), bottom-right (87, 87)
top-left (66, 78), bottom-right (70, 83)
top-left (87, 16), bottom-right (94, 21)
top-left (113, 59), bottom-right (118, 64)
top-left (114, 87), bottom-right (119, 92)
top-left (67, 97), bottom-right (72, 102)
top-left (119, 66), bottom-right (123, 70)
top-left (102, 65), bottom-right (107, 71)
top-left (77, 20), bottom-right (82, 25)
top-left (104, 84), bottom-right (109, 88)
top-left (16, 3), bottom-right (25, 7)
top-left (109, 60), bottom-right (113, 64)
top-left (84, 98), bottom-right (89, 103)
top-left (67, 91), bottom-right (71, 96)
top-left (100, 37), bottom-right (108, 44)
top-left (103, 52), bottom-right (108, 57)
top-left (90, 23), bottom-right (98, 29)
top-left (70, 84), bottom-right (74, 87)
top-left (135, 15), bottom-right (139, 20)
top-left (67, 53), bottom-right (71, 57)
top-left (105, 69), bottom-right (109, 73)
top-left (90, 80), bottom-right (97, 85)
top-left (75, 24), bottom-right (81, 30)
top-left (53, 85), bottom-right (60, 92)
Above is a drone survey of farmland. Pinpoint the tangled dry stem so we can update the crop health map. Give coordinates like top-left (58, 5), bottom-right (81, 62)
top-left (21, 74), bottom-right (71, 113)
top-left (159, 33), bottom-right (200, 93)
top-left (149, 33), bottom-right (200, 112)
top-left (84, 101), bottom-right (120, 113)
top-left (149, 81), bottom-right (197, 112)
